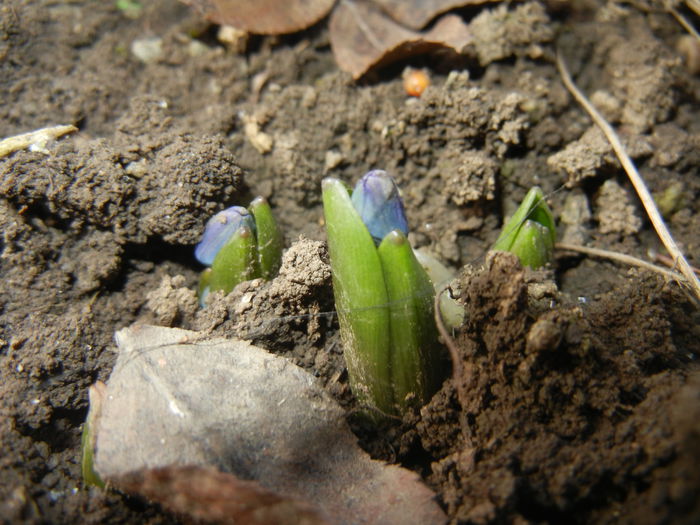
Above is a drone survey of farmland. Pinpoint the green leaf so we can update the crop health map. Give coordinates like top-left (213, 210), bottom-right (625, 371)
top-left (509, 221), bottom-right (554, 269)
top-left (322, 177), bottom-right (394, 414)
top-left (414, 249), bottom-right (465, 330)
top-left (378, 231), bottom-right (440, 411)
top-left (115, 0), bottom-right (143, 18)
top-left (208, 225), bottom-right (261, 295)
top-left (81, 384), bottom-right (105, 488)
top-left (81, 421), bottom-right (103, 488)
top-left (250, 197), bottom-right (284, 280)
top-left (493, 187), bottom-right (556, 268)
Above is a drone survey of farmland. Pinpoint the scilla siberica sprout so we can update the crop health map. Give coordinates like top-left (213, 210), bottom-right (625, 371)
top-left (322, 170), bottom-right (444, 417)
top-left (195, 197), bottom-right (283, 306)
top-left (492, 187), bottom-right (556, 269)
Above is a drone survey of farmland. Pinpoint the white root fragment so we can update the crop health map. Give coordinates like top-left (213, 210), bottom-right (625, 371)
top-left (242, 114), bottom-right (273, 154)
top-left (0, 124), bottom-right (78, 157)
top-left (217, 25), bottom-right (249, 54)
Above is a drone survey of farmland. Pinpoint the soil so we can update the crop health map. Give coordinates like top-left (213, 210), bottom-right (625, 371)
top-left (1, 1), bottom-right (700, 524)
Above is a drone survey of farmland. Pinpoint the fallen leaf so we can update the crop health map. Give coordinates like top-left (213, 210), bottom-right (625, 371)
top-left (181, 0), bottom-right (336, 34)
top-left (371, 0), bottom-right (495, 30)
top-left (179, 0), bottom-right (505, 78)
top-left (114, 465), bottom-right (329, 525)
top-left (329, 0), bottom-right (472, 79)
top-left (93, 325), bottom-right (446, 525)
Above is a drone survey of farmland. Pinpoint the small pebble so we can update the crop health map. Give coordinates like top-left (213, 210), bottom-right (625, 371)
top-left (131, 37), bottom-right (163, 63)
top-left (677, 35), bottom-right (700, 75)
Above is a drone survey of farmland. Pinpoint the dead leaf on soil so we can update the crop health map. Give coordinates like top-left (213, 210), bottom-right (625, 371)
top-left (114, 465), bottom-right (329, 525)
top-left (181, 0), bottom-right (501, 78)
top-left (181, 0), bottom-right (336, 34)
top-left (329, 1), bottom-right (472, 79)
top-left (370, 0), bottom-right (495, 30)
top-left (92, 325), bottom-right (446, 525)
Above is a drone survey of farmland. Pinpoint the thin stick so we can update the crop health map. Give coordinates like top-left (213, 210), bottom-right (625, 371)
top-left (556, 242), bottom-right (687, 282)
top-left (667, 3), bottom-right (700, 41)
top-left (0, 124), bottom-right (77, 157)
top-left (688, 0), bottom-right (700, 16)
top-left (556, 52), bottom-right (700, 301)
top-left (654, 252), bottom-right (700, 276)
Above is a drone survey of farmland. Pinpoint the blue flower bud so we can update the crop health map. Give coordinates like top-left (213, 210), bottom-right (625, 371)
top-left (194, 206), bottom-right (256, 266)
top-left (351, 170), bottom-right (409, 244)
top-left (323, 174), bottom-right (444, 417)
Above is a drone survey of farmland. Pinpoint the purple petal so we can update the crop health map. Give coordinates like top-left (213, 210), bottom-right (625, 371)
top-left (195, 206), bottom-right (255, 266)
top-left (351, 170), bottom-right (408, 244)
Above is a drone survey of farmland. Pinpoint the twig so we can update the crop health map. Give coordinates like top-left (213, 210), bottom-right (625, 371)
top-left (667, 2), bottom-right (700, 41)
top-left (654, 252), bottom-right (700, 276)
top-left (0, 124), bottom-right (77, 157)
top-left (555, 52), bottom-right (700, 302)
top-left (556, 242), bottom-right (687, 282)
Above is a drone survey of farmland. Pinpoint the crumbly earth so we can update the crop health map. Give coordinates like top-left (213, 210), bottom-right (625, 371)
top-left (420, 252), bottom-right (699, 524)
top-left (1, 1), bottom-right (699, 523)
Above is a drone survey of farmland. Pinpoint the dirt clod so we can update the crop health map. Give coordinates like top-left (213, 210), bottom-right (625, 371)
top-left (419, 253), bottom-right (698, 523)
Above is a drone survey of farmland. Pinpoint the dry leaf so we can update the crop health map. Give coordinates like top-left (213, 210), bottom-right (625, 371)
top-left (182, 0), bottom-right (336, 34)
top-left (115, 465), bottom-right (329, 525)
top-left (180, 0), bottom-right (505, 78)
top-left (93, 325), bottom-right (446, 525)
top-left (329, 0), bottom-right (472, 79)
top-left (371, 0), bottom-right (496, 30)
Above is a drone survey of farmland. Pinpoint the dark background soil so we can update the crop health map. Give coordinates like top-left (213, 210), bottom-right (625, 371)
top-left (1, 0), bottom-right (699, 523)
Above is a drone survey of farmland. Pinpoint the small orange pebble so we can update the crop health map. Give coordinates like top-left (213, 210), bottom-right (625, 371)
top-left (402, 68), bottom-right (430, 97)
